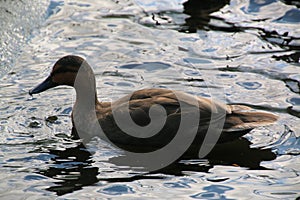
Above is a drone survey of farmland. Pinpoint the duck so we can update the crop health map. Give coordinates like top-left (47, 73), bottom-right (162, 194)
top-left (29, 55), bottom-right (278, 155)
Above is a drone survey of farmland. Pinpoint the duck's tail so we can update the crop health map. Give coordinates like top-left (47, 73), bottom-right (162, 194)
top-left (224, 105), bottom-right (278, 132)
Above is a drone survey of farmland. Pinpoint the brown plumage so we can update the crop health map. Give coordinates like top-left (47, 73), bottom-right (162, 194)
top-left (29, 55), bottom-right (278, 153)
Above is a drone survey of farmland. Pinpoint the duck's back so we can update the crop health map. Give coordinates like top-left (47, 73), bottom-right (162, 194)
top-left (107, 88), bottom-right (230, 128)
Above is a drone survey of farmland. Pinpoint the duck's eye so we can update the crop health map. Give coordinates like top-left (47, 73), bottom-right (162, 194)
top-left (52, 66), bottom-right (78, 76)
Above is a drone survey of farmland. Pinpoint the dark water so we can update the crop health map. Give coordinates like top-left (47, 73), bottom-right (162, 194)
top-left (0, 0), bottom-right (299, 199)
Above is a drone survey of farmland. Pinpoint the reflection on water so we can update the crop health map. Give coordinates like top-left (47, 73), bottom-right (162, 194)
top-left (181, 0), bottom-right (230, 33)
top-left (39, 137), bottom-right (276, 195)
top-left (181, 0), bottom-right (300, 60)
top-left (0, 0), bottom-right (300, 199)
top-left (39, 144), bottom-right (98, 195)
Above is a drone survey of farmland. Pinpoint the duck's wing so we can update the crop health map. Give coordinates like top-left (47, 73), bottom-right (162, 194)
top-left (108, 88), bottom-right (230, 129)
top-left (97, 88), bottom-right (278, 147)
top-left (98, 88), bottom-right (224, 147)
top-left (99, 88), bottom-right (279, 131)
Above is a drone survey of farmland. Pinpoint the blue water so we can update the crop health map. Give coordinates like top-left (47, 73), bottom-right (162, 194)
top-left (0, 0), bottom-right (299, 199)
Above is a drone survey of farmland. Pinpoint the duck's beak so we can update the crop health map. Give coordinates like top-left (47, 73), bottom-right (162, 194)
top-left (29, 76), bottom-right (58, 96)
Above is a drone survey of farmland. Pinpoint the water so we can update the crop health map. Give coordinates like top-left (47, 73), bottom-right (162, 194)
top-left (0, 0), bottom-right (299, 199)
top-left (0, 0), bottom-right (50, 78)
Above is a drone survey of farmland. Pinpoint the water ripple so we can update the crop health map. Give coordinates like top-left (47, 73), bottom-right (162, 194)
top-left (1, 0), bottom-right (299, 199)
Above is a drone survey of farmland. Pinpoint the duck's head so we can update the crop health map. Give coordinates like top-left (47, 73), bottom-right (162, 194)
top-left (29, 55), bottom-right (89, 95)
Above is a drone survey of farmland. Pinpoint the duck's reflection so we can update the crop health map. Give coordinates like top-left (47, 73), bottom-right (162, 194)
top-left (109, 137), bottom-right (276, 175)
top-left (39, 137), bottom-right (276, 195)
top-left (39, 144), bottom-right (98, 195)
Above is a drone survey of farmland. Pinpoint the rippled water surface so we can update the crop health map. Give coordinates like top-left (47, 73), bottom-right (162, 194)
top-left (0, 0), bottom-right (300, 199)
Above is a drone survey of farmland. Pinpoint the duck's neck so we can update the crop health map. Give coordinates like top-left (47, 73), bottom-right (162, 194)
top-left (75, 87), bottom-right (99, 111)
top-left (73, 62), bottom-right (99, 111)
